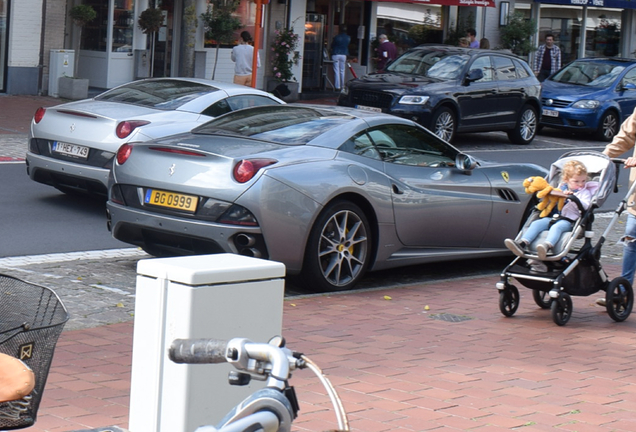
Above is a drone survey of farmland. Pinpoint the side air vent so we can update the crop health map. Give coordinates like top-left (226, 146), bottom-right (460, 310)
top-left (497, 188), bottom-right (520, 202)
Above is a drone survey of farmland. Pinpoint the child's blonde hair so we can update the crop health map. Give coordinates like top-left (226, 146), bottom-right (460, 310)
top-left (561, 160), bottom-right (587, 182)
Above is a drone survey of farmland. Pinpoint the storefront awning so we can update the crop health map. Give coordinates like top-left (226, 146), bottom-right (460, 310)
top-left (534, 0), bottom-right (636, 9)
top-left (371, 0), bottom-right (495, 7)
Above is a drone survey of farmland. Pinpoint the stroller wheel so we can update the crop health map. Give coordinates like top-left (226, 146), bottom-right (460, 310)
top-left (551, 292), bottom-right (573, 326)
top-left (606, 277), bottom-right (634, 322)
top-left (532, 289), bottom-right (552, 309)
top-left (499, 285), bottom-right (520, 317)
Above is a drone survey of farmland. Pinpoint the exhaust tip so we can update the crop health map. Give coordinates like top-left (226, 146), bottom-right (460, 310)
top-left (240, 248), bottom-right (262, 258)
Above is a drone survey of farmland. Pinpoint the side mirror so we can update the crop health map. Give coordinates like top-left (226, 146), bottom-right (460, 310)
top-left (465, 69), bottom-right (484, 83)
top-left (456, 153), bottom-right (477, 171)
top-left (622, 82), bottom-right (636, 91)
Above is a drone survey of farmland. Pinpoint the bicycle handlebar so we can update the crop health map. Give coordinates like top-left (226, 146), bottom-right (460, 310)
top-left (169, 339), bottom-right (229, 364)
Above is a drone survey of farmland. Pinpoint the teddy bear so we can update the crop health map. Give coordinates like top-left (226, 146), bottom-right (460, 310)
top-left (523, 176), bottom-right (565, 218)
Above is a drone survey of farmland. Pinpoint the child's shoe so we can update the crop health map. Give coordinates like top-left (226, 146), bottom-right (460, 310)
top-left (505, 239), bottom-right (527, 256)
top-left (536, 243), bottom-right (553, 260)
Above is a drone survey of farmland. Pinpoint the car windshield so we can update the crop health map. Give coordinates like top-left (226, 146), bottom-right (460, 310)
top-left (550, 62), bottom-right (625, 87)
top-left (193, 106), bottom-right (355, 145)
top-left (386, 49), bottom-right (470, 80)
top-left (95, 79), bottom-right (219, 109)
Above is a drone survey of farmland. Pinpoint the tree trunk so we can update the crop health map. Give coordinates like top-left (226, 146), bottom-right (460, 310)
top-left (179, 0), bottom-right (197, 77)
top-left (212, 43), bottom-right (220, 80)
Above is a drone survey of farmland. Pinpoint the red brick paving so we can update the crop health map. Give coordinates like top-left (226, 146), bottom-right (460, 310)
top-left (16, 267), bottom-right (636, 432)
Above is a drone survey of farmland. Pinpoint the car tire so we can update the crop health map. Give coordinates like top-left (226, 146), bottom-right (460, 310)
top-left (507, 105), bottom-right (538, 145)
top-left (301, 200), bottom-right (372, 292)
top-left (595, 111), bottom-right (619, 142)
top-left (431, 107), bottom-right (455, 142)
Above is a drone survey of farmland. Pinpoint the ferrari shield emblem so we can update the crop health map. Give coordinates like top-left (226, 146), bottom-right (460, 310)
top-left (501, 171), bottom-right (510, 183)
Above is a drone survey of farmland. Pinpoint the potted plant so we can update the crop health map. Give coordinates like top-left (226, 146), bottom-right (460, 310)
top-left (200, 0), bottom-right (242, 80)
top-left (269, 27), bottom-right (300, 101)
top-left (499, 11), bottom-right (537, 58)
top-left (59, 4), bottom-right (96, 99)
top-left (138, 7), bottom-right (164, 77)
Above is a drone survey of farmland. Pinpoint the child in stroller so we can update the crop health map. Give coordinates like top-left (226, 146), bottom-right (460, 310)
top-left (504, 160), bottom-right (598, 260)
top-left (496, 150), bottom-right (634, 326)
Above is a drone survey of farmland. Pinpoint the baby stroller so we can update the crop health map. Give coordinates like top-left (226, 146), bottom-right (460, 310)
top-left (497, 150), bottom-right (634, 326)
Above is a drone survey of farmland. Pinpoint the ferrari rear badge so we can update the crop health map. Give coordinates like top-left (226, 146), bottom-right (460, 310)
top-left (69, 123), bottom-right (76, 133)
top-left (169, 164), bottom-right (175, 176)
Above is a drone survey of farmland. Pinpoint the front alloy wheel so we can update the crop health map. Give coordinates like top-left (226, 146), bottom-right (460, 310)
top-left (431, 107), bottom-right (455, 142)
top-left (302, 201), bottom-right (372, 292)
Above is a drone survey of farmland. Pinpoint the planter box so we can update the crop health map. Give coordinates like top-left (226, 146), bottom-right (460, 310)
top-left (267, 79), bottom-right (299, 102)
top-left (58, 77), bottom-right (89, 100)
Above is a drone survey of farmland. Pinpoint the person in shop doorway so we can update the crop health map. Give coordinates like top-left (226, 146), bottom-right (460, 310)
top-left (375, 34), bottom-right (397, 72)
top-left (330, 25), bottom-right (350, 91)
top-left (534, 34), bottom-right (561, 82)
top-left (479, 38), bottom-right (490, 49)
top-left (231, 31), bottom-right (260, 86)
top-left (466, 28), bottom-right (479, 48)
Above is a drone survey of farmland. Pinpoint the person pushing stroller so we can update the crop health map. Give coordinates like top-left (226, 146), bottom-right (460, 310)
top-left (505, 160), bottom-right (598, 260)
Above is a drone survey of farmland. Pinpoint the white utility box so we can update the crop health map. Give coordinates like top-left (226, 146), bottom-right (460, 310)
top-left (49, 50), bottom-right (74, 97)
top-left (128, 254), bottom-right (285, 432)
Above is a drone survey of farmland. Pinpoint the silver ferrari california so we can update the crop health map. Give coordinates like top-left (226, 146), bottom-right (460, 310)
top-left (26, 78), bottom-right (284, 196)
top-left (106, 105), bottom-right (547, 292)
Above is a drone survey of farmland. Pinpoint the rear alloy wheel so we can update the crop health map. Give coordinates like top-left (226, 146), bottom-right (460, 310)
top-left (431, 107), bottom-right (455, 142)
top-left (595, 111), bottom-right (619, 142)
top-left (302, 201), bottom-right (372, 292)
top-left (508, 105), bottom-right (538, 145)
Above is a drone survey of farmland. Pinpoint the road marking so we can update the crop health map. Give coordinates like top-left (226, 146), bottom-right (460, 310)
top-left (0, 248), bottom-right (149, 268)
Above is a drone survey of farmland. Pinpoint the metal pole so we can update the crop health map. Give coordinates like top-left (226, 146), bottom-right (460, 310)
top-left (251, 0), bottom-right (263, 88)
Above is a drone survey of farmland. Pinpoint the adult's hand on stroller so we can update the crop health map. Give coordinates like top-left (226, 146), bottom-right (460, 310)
top-left (0, 353), bottom-right (35, 402)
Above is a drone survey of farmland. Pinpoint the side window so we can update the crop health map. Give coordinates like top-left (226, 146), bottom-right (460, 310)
top-left (469, 56), bottom-right (493, 82)
top-left (202, 100), bottom-right (232, 118)
top-left (367, 124), bottom-right (456, 167)
top-left (513, 59), bottom-right (530, 78)
top-left (339, 132), bottom-right (381, 160)
top-left (226, 95), bottom-right (281, 111)
top-left (202, 95), bottom-right (280, 117)
top-left (493, 56), bottom-right (516, 81)
top-left (622, 68), bottom-right (636, 88)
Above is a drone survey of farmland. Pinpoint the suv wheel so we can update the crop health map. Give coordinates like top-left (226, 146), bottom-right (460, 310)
top-left (431, 107), bottom-right (455, 142)
top-left (508, 105), bottom-right (537, 145)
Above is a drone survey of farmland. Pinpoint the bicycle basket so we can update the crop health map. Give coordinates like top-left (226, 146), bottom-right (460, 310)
top-left (0, 274), bottom-right (69, 429)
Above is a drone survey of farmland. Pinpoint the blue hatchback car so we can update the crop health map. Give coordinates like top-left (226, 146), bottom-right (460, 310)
top-left (540, 58), bottom-right (636, 141)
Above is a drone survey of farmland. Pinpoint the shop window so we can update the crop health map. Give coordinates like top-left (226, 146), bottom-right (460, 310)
top-left (203, 0), bottom-right (259, 49)
top-left (82, 0), bottom-right (134, 52)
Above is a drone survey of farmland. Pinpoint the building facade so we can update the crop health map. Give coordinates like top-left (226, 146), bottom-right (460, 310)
top-left (2, 0), bottom-right (636, 96)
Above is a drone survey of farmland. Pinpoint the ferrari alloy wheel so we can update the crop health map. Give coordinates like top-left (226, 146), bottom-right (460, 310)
top-left (605, 277), bottom-right (633, 322)
top-left (302, 201), bottom-right (372, 292)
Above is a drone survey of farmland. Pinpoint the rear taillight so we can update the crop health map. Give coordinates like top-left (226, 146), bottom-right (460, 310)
top-left (34, 107), bottom-right (46, 124)
top-left (233, 159), bottom-right (277, 183)
top-left (116, 120), bottom-right (150, 139)
top-left (116, 143), bottom-right (134, 165)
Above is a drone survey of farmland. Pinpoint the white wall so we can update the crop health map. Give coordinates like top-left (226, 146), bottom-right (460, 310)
top-left (7, 0), bottom-right (43, 68)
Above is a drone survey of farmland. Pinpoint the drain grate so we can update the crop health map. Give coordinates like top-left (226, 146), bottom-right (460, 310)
top-left (429, 313), bottom-right (473, 322)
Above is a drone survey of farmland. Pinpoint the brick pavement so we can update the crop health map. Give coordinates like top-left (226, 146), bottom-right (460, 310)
top-left (2, 93), bottom-right (636, 432)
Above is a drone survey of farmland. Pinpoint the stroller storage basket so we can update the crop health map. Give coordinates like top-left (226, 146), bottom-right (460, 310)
top-left (0, 274), bottom-right (69, 429)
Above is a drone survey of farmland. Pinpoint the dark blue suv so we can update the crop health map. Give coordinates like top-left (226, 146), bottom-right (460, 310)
top-left (540, 58), bottom-right (636, 141)
top-left (337, 45), bottom-right (542, 144)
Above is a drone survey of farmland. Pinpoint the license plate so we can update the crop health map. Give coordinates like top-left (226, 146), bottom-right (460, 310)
top-left (52, 141), bottom-right (89, 159)
top-left (144, 189), bottom-right (198, 213)
top-left (356, 105), bottom-right (382, 113)
top-left (542, 109), bottom-right (559, 118)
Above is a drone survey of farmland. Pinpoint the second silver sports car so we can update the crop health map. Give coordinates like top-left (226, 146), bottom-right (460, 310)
top-left (26, 77), bottom-right (284, 196)
top-left (106, 105), bottom-right (547, 292)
